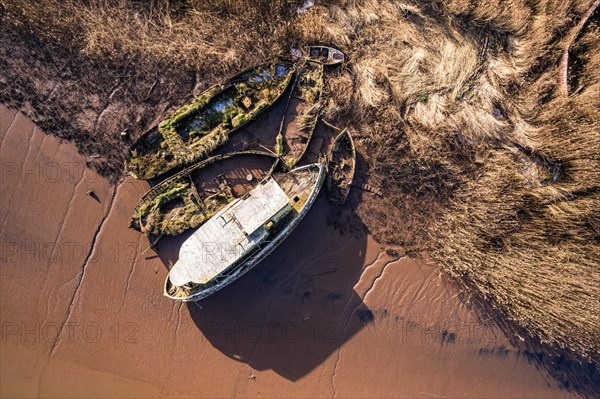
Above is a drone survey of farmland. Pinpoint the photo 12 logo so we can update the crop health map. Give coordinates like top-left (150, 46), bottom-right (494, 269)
top-left (1, 321), bottom-right (139, 344)
top-left (0, 161), bottom-right (95, 184)
top-left (198, 321), bottom-right (341, 345)
top-left (1, 240), bottom-right (141, 264)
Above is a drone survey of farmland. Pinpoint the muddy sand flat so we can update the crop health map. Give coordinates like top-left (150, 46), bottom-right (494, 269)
top-left (0, 105), bottom-right (574, 397)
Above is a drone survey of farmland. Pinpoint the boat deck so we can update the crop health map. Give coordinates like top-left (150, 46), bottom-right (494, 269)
top-left (274, 165), bottom-right (320, 212)
top-left (169, 178), bottom-right (291, 286)
top-left (165, 164), bottom-right (324, 300)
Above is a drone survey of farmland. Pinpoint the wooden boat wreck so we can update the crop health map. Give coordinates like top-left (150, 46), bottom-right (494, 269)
top-left (126, 61), bottom-right (294, 180)
top-left (327, 128), bottom-right (356, 205)
top-left (306, 45), bottom-right (345, 65)
top-left (278, 61), bottom-right (324, 168)
top-left (202, 61), bottom-right (324, 165)
top-left (130, 151), bottom-right (278, 237)
top-left (164, 163), bottom-right (326, 302)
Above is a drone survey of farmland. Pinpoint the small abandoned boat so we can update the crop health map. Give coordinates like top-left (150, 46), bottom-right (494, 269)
top-left (130, 151), bottom-right (278, 236)
top-left (306, 45), bottom-right (345, 65)
top-left (278, 61), bottom-right (324, 168)
top-left (327, 128), bottom-right (355, 205)
top-left (126, 61), bottom-right (294, 180)
top-left (164, 163), bottom-right (326, 301)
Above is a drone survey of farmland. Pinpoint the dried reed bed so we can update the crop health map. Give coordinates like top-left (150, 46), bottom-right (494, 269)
top-left (1, 0), bottom-right (599, 379)
top-left (2, 0), bottom-right (298, 74)
top-left (296, 1), bottom-right (600, 366)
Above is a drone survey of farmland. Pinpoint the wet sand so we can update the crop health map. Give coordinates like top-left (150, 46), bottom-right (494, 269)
top-left (0, 104), bottom-right (575, 397)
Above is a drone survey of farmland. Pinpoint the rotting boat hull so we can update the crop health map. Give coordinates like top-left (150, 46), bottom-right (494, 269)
top-left (130, 150), bottom-right (278, 236)
top-left (306, 45), bottom-right (345, 65)
top-left (327, 128), bottom-right (355, 205)
top-left (280, 61), bottom-right (324, 168)
top-left (126, 61), bottom-right (295, 180)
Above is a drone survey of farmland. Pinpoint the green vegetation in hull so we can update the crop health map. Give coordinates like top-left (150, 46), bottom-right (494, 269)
top-left (279, 61), bottom-right (324, 169)
top-left (130, 177), bottom-right (234, 236)
top-left (126, 62), bottom-right (294, 180)
top-left (130, 151), bottom-right (277, 236)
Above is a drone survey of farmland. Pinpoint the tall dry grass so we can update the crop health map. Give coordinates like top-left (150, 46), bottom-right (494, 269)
top-left (1, 0), bottom-right (599, 387)
top-left (2, 0), bottom-right (300, 73)
top-left (295, 0), bottom-right (600, 366)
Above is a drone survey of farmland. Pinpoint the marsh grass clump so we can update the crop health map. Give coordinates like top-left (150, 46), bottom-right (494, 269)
top-left (1, 0), bottom-right (300, 70)
top-left (294, 62), bottom-right (324, 134)
top-left (1, 0), bottom-right (599, 387)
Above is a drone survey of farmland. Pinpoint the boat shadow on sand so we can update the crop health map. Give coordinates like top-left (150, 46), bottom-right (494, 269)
top-left (147, 86), bottom-right (378, 380)
top-left (155, 188), bottom-right (376, 381)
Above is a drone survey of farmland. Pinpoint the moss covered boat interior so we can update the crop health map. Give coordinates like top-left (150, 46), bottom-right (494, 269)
top-left (327, 129), bottom-right (355, 205)
top-left (130, 152), bottom-right (277, 236)
top-left (126, 61), bottom-right (293, 179)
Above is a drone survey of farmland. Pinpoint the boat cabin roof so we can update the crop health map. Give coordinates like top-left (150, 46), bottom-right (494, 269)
top-left (169, 178), bottom-right (290, 286)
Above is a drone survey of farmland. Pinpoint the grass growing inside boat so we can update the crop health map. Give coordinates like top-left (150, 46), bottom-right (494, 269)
top-left (276, 133), bottom-right (284, 155)
top-left (296, 63), bottom-right (323, 105)
top-left (131, 177), bottom-right (234, 236)
top-left (296, 104), bottom-right (321, 132)
top-left (127, 63), bottom-right (292, 179)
